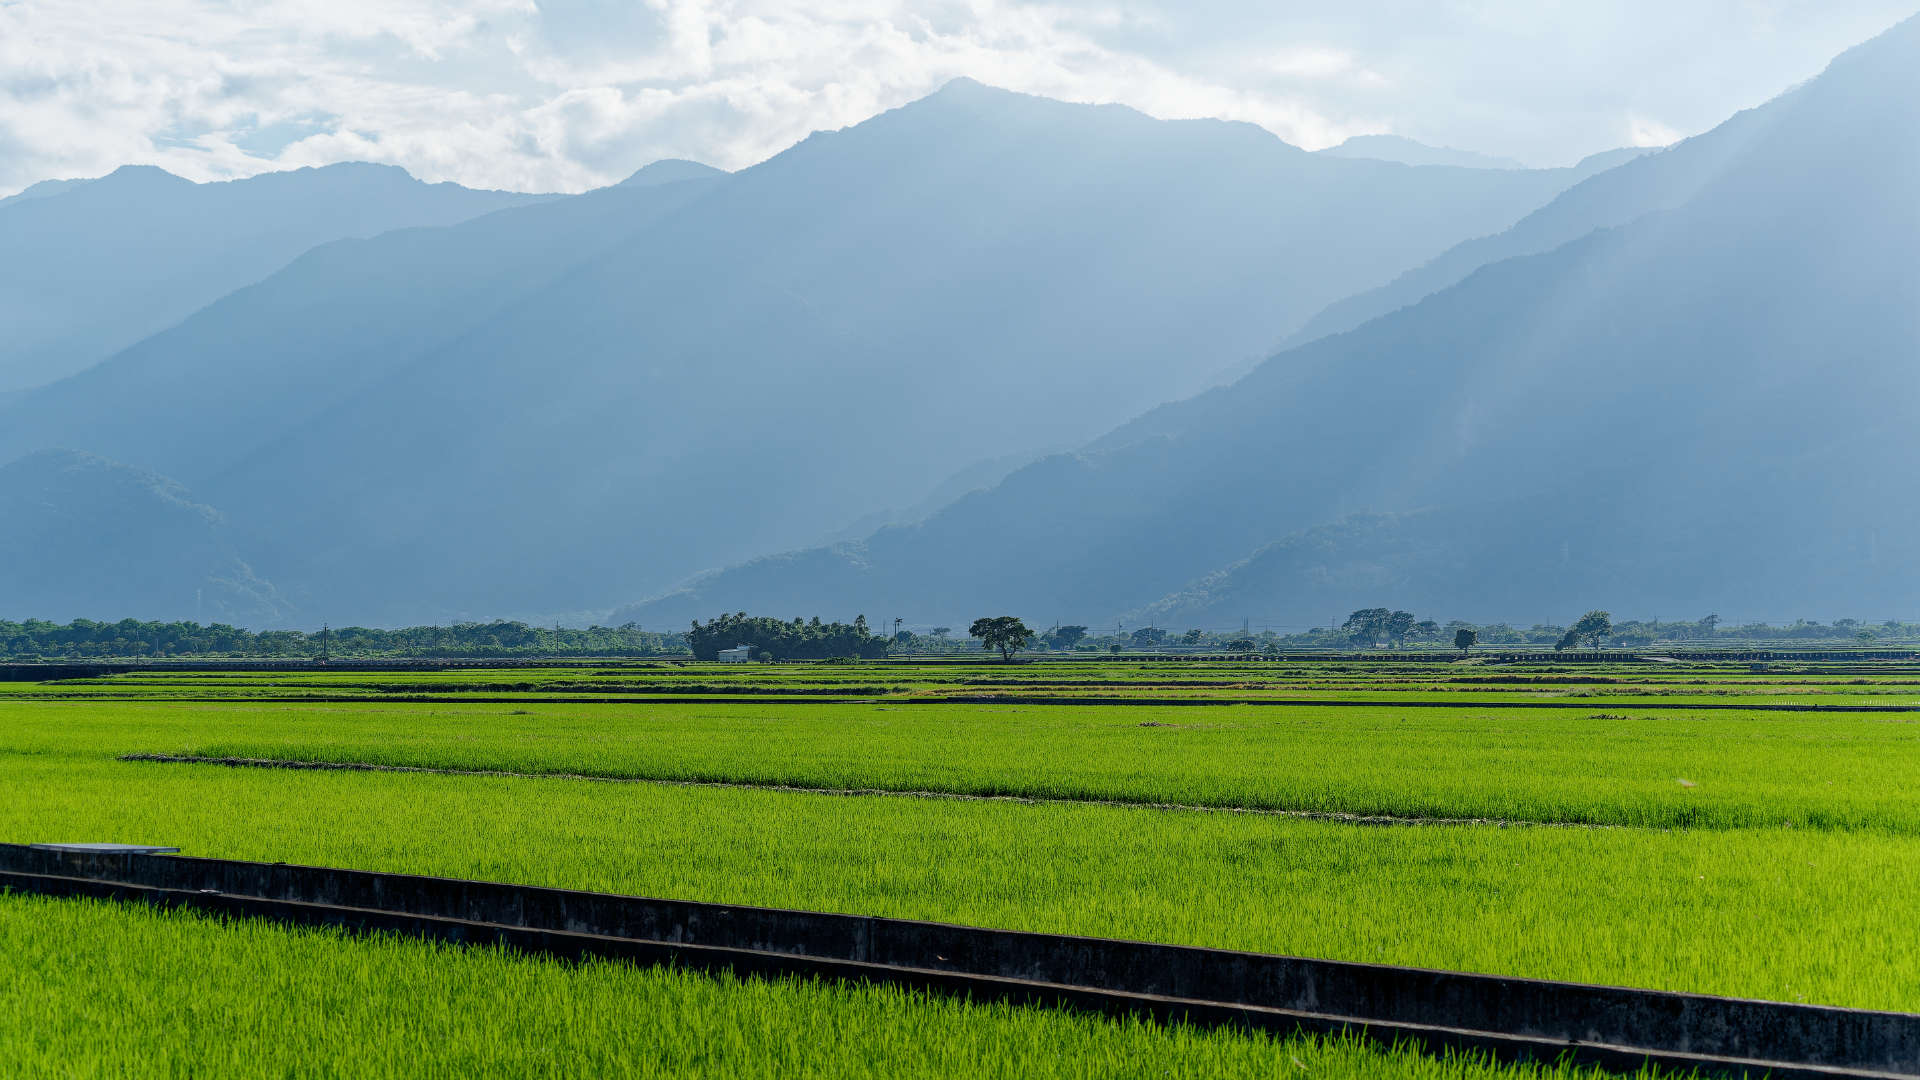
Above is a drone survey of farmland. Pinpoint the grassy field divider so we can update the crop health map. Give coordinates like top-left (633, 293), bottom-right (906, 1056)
top-left (117, 753), bottom-right (1612, 830)
top-left (2, 842), bottom-right (1913, 1079)
top-left (934, 695), bottom-right (1920, 711)
top-left (32, 689), bottom-right (1920, 710)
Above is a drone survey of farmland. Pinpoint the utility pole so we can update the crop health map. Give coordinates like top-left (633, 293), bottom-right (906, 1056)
top-left (319, 624), bottom-right (330, 665)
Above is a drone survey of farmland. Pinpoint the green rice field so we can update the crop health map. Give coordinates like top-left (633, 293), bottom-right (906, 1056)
top-left (0, 893), bottom-right (1652, 1080)
top-left (5, 656), bottom-right (1918, 1076)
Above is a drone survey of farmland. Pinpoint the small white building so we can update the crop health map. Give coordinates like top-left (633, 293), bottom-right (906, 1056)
top-left (717, 644), bottom-right (756, 663)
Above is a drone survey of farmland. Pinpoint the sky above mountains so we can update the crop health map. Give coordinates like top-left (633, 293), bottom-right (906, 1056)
top-left (4, 1), bottom-right (1915, 197)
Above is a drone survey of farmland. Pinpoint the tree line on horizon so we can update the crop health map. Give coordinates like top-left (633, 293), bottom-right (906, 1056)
top-left (1, 610), bottom-right (1915, 662)
top-left (0, 619), bottom-right (686, 660)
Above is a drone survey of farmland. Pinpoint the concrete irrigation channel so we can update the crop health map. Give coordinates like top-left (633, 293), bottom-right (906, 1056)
top-left (2, 843), bottom-right (1913, 1078)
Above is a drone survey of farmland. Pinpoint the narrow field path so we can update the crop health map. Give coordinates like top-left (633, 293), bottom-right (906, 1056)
top-left (118, 753), bottom-right (1617, 831)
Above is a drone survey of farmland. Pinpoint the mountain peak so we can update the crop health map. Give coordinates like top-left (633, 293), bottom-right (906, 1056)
top-left (618, 159), bottom-right (727, 188)
top-left (931, 76), bottom-right (995, 96)
top-left (911, 77), bottom-right (1066, 113)
top-left (250, 162), bottom-right (425, 190)
top-left (100, 164), bottom-right (192, 188)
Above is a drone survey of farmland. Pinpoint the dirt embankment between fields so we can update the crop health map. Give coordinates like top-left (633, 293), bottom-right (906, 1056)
top-left (118, 753), bottom-right (1614, 830)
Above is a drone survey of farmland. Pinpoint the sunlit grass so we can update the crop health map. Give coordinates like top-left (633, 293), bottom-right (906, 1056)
top-left (2, 754), bottom-right (1914, 1012)
top-left (0, 893), bottom-right (1663, 1080)
top-left (12, 695), bottom-right (1919, 830)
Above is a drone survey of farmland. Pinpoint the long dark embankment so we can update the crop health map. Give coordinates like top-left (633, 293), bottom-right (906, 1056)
top-left (117, 753), bottom-right (1608, 829)
top-left (1, 843), bottom-right (1912, 1079)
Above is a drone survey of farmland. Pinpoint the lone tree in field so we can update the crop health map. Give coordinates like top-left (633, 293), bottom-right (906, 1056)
top-left (1454, 627), bottom-right (1478, 657)
top-left (970, 616), bottom-right (1035, 661)
top-left (1556, 610), bottom-right (1613, 652)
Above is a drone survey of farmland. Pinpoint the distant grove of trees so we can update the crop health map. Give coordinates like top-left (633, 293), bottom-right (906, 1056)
top-left (1340, 608), bottom-right (1441, 649)
top-left (1555, 611), bottom-right (1614, 652)
top-left (0, 619), bottom-right (686, 660)
top-left (685, 613), bottom-right (891, 661)
top-left (1046, 625), bottom-right (1089, 650)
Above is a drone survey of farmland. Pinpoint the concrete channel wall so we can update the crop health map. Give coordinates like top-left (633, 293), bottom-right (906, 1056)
top-left (2, 843), bottom-right (1914, 1076)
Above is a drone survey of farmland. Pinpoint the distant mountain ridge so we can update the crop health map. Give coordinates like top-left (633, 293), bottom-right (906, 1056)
top-left (0, 163), bottom-right (554, 391)
top-left (616, 13), bottom-right (1920, 629)
top-left (0, 81), bottom-right (1608, 625)
top-left (1318, 134), bottom-right (1527, 170)
top-left (1278, 111), bottom-right (1760, 349)
top-left (0, 177), bottom-right (90, 208)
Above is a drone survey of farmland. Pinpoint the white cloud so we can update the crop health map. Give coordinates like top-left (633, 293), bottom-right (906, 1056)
top-left (1627, 114), bottom-right (1685, 148)
top-left (1, 0), bottom-right (1914, 196)
top-left (1257, 46), bottom-right (1360, 81)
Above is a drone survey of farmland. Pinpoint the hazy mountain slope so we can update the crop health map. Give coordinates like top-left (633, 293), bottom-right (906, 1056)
top-left (619, 14), bottom-right (1920, 628)
top-left (0, 164), bottom-right (550, 391)
top-left (1319, 135), bottom-right (1526, 170)
top-left (0, 177), bottom-right (89, 208)
top-left (0, 80), bottom-right (1599, 624)
top-left (0, 452), bottom-right (284, 624)
top-left (0, 172), bottom-right (723, 485)
top-left (1571, 147), bottom-right (1650, 175)
top-left (1279, 104), bottom-right (1785, 349)
top-left (1128, 438), bottom-right (1909, 629)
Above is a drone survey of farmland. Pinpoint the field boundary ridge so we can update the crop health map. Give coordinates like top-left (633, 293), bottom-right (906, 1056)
top-left (117, 753), bottom-right (1614, 829)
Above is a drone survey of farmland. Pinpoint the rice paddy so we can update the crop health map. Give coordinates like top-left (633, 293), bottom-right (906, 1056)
top-left (4, 656), bottom-right (1916, 1076)
top-left (0, 892), bottom-right (1656, 1080)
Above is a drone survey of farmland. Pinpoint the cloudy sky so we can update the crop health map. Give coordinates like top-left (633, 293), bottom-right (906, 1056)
top-left (3, 0), bottom-right (1914, 196)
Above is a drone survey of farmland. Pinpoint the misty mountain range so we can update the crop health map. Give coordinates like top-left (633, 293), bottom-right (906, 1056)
top-left (618, 13), bottom-right (1920, 629)
top-left (2, 14), bottom-right (1915, 629)
top-left (0, 164), bottom-right (550, 392)
top-left (0, 81), bottom-right (1606, 625)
